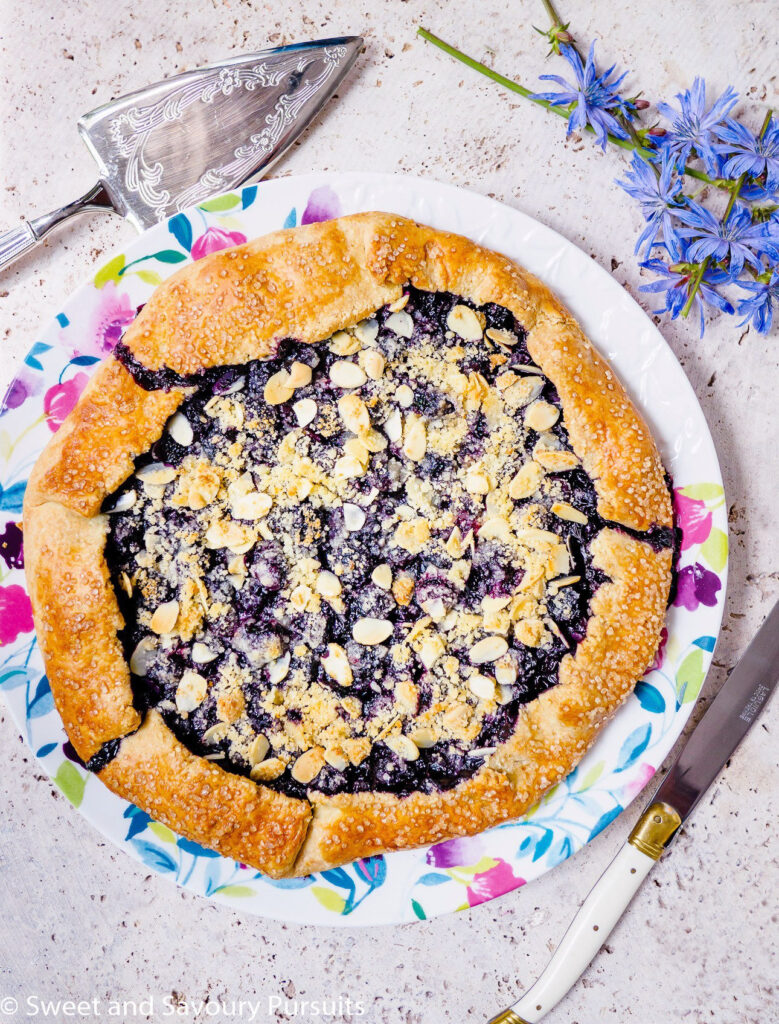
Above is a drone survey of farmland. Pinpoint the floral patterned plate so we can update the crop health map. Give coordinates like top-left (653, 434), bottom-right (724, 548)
top-left (0, 173), bottom-right (727, 925)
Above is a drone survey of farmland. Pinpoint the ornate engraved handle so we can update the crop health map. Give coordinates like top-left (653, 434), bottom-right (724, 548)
top-left (0, 182), bottom-right (114, 275)
top-left (0, 223), bottom-right (37, 272)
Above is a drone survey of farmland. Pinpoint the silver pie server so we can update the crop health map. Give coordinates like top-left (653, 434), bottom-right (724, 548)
top-left (488, 598), bottom-right (779, 1023)
top-left (0, 36), bottom-right (362, 273)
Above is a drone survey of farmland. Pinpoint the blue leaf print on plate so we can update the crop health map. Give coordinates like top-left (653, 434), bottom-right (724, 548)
top-left (131, 839), bottom-right (178, 874)
top-left (634, 680), bottom-right (666, 713)
top-left (177, 837), bottom-right (221, 858)
top-left (168, 213), bottom-right (193, 252)
top-left (588, 804), bottom-right (623, 840)
top-left (693, 635), bottom-right (716, 652)
top-left (616, 723), bottom-right (651, 771)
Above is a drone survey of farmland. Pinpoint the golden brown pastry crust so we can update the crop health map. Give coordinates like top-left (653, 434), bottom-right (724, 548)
top-left (99, 712), bottom-right (311, 878)
top-left (24, 212), bottom-right (673, 876)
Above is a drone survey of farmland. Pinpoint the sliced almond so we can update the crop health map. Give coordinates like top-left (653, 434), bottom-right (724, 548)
top-left (551, 501), bottom-right (588, 525)
top-left (264, 370), bottom-right (294, 405)
top-left (503, 377), bottom-right (544, 409)
top-left (402, 413), bottom-right (427, 462)
top-left (525, 400), bottom-right (560, 432)
top-left (343, 502), bottom-right (366, 531)
top-left (352, 617), bottom-right (394, 646)
top-left (419, 634), bottom-right (446, 669)
top-left (447, 304), bottom-right (483, 341)
top-left (330, 360), bottom-right (367, 388)
top-left (329, 330), bottom-right (361, 356)
top-left (248, 734), bottom-right (270, 766)
top-left (395, 384), bottom-right (414, 408)
top-left (394, 679), bottom-right (418, 713)
top-left (106, 489), bottom-right (137, 513)
top-left (383, 408), bottom-right (403, 442)
top-left (293, 397), bottom-right (317, 427)
top-left (136, 463), bottom-right (177, 486)
top-left (385, 310), bottom-right (413, 338)
top-left (371, 563), bottom-right (392, 590)
top-left (267, 652), bottom-right (291, 684)
top-left (469, 673), bottom-right (498, 700)
top-left (548, 574), bottom-right (582, 595)
top-left (323, 748), bottom-right (349, 772)
top-left (287, 360), bottom-right (312, 389)
top-left (175, 669), bottom-right (207, 713)
top-left (534, 449), bottom-right (580, 472)
top-left (495, 655), bottom-right (518, 686)
top-left (231, 491), bottom-right (272, 520)
top-left (338, 393), bottom-right (371, 434)
top-left (384, 734), bottom-right (420, 761)
top-left (478, 516), bottom-right (512, 543)
top-left (316, 570), bottom-right (342, 598)
top-left (485, 327), bottom-right (518, 347)
top-left (509, 461), bottom-right (545, 500)
top-left (322, 643), bottom-right (353, 686)
top-left (150, 599), bottom-right (179, 635)
top-left (202, 722), bottom-right (230, 745)
top-left (362, 349), bottom-right (386, 380)
top-left (465, 470), bottom-right (490, 495)
top-left (481, 596), bottom-right (511, 614)
top-left (470, 635), bottom-right (509, 664)
top-left (354, 319), bottom-right (379, 346)
top-left (251, 757), bottom-right (286, 781)
top-left (130, 638), bottom-right (155, 676)
top-left (192, 641), bottom-right (218, 664)
top-left (167, 411), bottom-right (193, 447)
top-left (291, 747), bottom-right (326, 784)
top-left (361, 428), bottom-right (388, 453)
top-left (333, 454), bottom-right (367, 479)
top-left (409, 726), bottom-right (437, 749)
top-left (444, 526), bottom-right (464, 558)
top-left (388, 293), bottom-right (409, 312)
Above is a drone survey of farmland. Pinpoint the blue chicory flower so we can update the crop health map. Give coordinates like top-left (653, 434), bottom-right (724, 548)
top-left (615, 150), bottom-right (684, 253)
top-left (715, 115), bottom-right (779, 192)
top-left (533, 41), bottom-right (635, 149)
top-left (656, 77), bottom-right (739, 174)
top-left (735, 270), bottom-right (779, 333)
top-left (640, 235), bottom-right (735, 336)
top-left (673, 200), bottom-right (779, 277)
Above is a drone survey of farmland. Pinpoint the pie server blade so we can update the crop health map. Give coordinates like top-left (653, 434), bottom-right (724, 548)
top-left (488, 598), bottom-right (779, 1023)
top-left (0, 36), bottom-right (362, 272)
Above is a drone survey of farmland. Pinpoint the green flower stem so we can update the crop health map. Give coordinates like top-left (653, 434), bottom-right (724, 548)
top-left (416, 27), bottom-right (720, 188)
top-left (680, 108), bottom-right (774, 318)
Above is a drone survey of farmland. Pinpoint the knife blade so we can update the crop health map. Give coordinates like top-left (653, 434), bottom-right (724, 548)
top-left (488, 598), bottom-right (779, 1024)
top-left (0, 36), bottom-right (362, 273)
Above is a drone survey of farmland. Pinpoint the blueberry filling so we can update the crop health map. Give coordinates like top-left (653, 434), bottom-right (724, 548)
top-left (104, 287), bottom-right (672, 799)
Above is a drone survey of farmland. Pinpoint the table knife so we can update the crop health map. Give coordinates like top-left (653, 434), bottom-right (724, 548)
top-left (488, 598), bottom-right (779, 1024)
top-left (0, 36), bottom-right (362, 273)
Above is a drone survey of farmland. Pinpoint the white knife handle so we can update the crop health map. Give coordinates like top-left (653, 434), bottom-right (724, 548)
top-left (0, 182), bottom-right (114, 275)
top-left (487, 802), bottom-right (682, 1024)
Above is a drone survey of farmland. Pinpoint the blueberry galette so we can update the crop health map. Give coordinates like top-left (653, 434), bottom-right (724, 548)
top-left (24, 213), bottom-right (673, 877)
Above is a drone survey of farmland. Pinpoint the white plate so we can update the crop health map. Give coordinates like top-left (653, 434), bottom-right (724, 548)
top-left (0, 172), bottom-right (728, 924)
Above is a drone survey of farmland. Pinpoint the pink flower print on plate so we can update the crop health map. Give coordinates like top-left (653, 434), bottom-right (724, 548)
top-left (191, 227), bottom-right (248, 260)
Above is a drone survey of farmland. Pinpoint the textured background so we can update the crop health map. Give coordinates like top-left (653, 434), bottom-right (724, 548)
top-left (0, 1), bottom-right (777, 1022)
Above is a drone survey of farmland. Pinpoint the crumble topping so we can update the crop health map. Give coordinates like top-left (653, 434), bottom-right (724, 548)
top-left (105, 287), bottom-right (611, 798)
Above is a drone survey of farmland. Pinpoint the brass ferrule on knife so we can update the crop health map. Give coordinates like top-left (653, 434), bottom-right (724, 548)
top-left (628, 801), bottom-right (682, 860)
top-left (486, 1011), bottom-right (529, 1024)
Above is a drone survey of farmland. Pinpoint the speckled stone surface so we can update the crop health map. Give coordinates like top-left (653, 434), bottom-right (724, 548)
top-left (1, 1), bottom-right (777, 1021)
